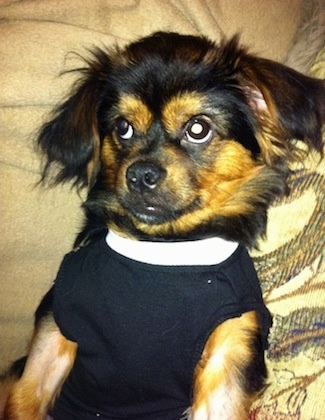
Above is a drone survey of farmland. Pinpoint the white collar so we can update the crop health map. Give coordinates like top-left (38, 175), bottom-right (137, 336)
top-left (106, 230), bottom-right (239, 266)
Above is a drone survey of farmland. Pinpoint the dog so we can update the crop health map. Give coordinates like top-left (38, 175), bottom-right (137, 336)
top-left (1, 32), bottom-right (324, 420)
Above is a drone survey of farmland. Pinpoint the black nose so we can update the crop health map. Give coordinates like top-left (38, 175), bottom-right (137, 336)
top-left (126, 162), bottom-right (165, 193)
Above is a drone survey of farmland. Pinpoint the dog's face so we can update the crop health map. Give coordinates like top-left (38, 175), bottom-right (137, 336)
top-left (100, 54), bottom-right (265, 242)
top-left (39, 32), bottom-right (324, 245)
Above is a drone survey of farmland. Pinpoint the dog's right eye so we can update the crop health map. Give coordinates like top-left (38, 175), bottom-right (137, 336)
top-left (116, 118), bottom-right (134, 140)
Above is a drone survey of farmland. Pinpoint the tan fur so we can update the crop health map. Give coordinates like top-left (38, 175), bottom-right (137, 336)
top-left (162, 93), bottom-right (206, 133)
top-left (120, 140), bottom-right (268, 237)
top-left (118, 95), bottom-right (153, 133)
top-left (192, 311), bottom-right (262, 419)
top-left (4, 316), bottom-right (77, 420)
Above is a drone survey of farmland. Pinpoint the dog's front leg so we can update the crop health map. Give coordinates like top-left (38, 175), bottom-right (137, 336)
top-left (4, 313), bottom-right (77, 420)
top-left (191, 311), bottom-right (266, 420)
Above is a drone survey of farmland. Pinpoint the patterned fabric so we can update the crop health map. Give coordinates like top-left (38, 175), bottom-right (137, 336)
top-left (250, 49), bottom-right (325, 420)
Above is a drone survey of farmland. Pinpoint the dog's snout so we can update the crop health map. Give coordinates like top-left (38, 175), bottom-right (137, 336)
top-left (126, 162), bottom-right (165, 193)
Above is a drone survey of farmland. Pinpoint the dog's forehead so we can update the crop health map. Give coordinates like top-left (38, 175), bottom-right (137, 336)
top-left (117, 92), bottom-right (206, 133)
top-left (111, 36), bottom-right (222, 118)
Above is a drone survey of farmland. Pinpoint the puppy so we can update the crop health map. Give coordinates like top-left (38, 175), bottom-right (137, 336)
top-left (1, 32), bottom-right (324, 420)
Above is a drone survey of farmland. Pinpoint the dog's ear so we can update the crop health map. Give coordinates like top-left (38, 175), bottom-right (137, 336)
top-left (38, 49), bottom-right (113, 187)
top-left (234, 45), bottom-right (324, 164)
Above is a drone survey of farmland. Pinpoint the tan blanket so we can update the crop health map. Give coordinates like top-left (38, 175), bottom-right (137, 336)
top-left (0, 0), bottom-right (324, 418)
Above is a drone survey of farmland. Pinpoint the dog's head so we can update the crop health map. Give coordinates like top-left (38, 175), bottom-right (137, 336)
top-left (38, 32), bottom-right (324, 246)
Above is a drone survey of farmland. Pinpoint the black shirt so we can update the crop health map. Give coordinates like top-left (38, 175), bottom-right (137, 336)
top-left (51, 236), bottom-right (271, 419)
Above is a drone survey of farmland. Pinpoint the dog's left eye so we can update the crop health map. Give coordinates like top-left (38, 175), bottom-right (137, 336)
top-left (185, 119), bottom-right (213, 144)
top-left (116, 118), bottom-right (134, 140)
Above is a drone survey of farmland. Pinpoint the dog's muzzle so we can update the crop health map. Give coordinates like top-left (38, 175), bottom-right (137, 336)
top-left (123, 161), bottom-right (176, 224)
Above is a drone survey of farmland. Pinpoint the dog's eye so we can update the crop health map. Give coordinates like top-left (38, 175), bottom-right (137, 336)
top-left (116, 118), bottom-right (134, 140)
top-left (185, 119), bottom-right (213, 144)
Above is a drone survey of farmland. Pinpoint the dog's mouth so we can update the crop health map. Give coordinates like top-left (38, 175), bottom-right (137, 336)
top-left (118, 189), bottom-right (200, 226)
top-left (125, 200), bottom-right (187, 225)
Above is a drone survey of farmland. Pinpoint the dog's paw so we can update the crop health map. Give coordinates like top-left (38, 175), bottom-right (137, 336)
top-left (191, 386), bottom-right (240, 420)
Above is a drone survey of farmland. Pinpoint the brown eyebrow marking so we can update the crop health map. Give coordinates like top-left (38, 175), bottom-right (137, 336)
top-left (118, 95), bottom-right (154, 133)
top-left (162, 92), bottom-right (206, 133)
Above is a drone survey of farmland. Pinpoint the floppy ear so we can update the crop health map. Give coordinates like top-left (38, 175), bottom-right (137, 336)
top-left (38, 49), bottom-right (113, 187)
top-left (237, 52), bottom-right (324, 164)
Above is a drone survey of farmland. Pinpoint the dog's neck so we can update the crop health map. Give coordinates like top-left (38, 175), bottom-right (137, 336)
top-left (106, 230), bottom-right (239, 266)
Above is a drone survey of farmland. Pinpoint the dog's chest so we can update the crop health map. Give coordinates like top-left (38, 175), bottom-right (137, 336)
top-left (52, 237), bottom-right (267, 415)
